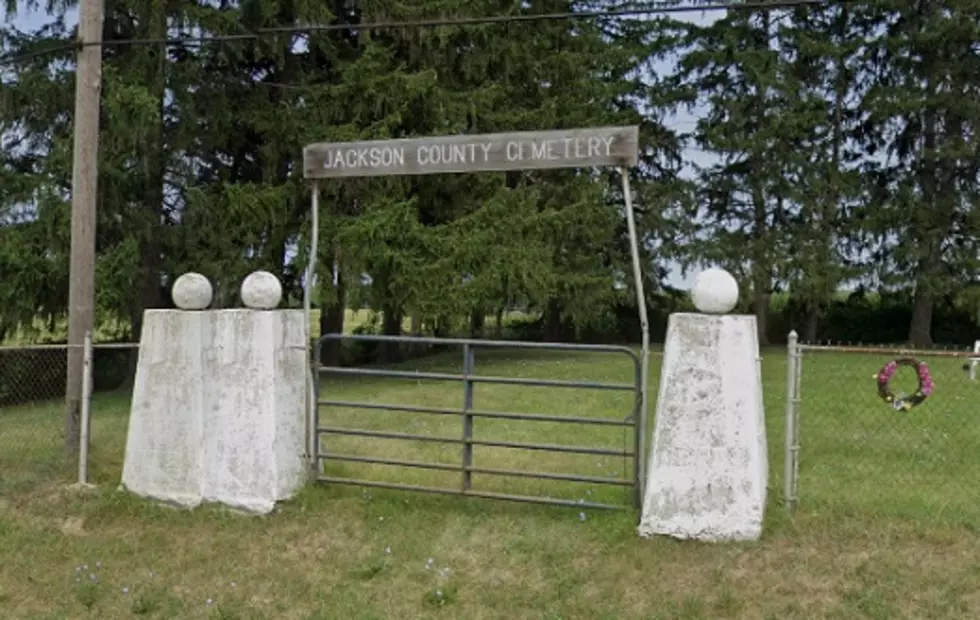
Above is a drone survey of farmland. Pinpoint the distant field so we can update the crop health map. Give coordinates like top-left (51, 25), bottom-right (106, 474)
top-left (1, 308), bottom-right (534, 346)
top-left (1, 347), bottom-right (978, 619)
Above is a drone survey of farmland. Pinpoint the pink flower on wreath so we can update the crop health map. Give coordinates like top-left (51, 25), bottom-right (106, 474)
top-left (878, 362), bottom-right (898, 384)
top-left (919, 363), bottom-right (935, 395)
top-left (876, 358), bottom-right (935, 399)
top-left (916, 362), bottom-right (935, 394)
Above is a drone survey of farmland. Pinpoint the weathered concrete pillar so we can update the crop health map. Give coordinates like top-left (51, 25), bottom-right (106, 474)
top-left (639, 313), bottom-right (768, 541)
top-left (122, 272), bottom-right (307, 514)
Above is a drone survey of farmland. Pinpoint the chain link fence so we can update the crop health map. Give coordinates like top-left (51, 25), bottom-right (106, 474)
top-left (8, 327), bottom-right (978, 526)
top-left (0, 344), bottom-right (75, 491)
top-left (86, 342), bottom-right (140, 484)
top-left (0, 340), bottom-right (139, 493)
top-left (784, 334), bottom-right (980, 524)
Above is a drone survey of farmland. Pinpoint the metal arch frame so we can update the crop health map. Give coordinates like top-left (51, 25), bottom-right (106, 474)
top-left (300, 126), bottom-right (650, 497)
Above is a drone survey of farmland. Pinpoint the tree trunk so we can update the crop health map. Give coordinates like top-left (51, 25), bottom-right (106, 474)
top-left (753, 285), bottom-right (770, 346)
top-left (803, 302), bottom-right (820, 343)
top-left (405, 308), bottom-right (423, 357)
top-left (125, 3), bottom-right (167, 388)
top-left (381, 305), bottom-right (403, 363)
top-left (908, 96), bottom-right (940, 348)
top-left (432, 315), bottom-right (451, 338)
top-left (908, 288), bottom-right (935, 348)
top-left (409, 309), bottom-right (423, 336)
top-left (750, 187), bottom-right (770, 347)
top-left (801, 10), bottom-right (848, 344)
top-left (468, 308), bottom-right (485, 338)
top-left (493, 306), bottom-right (505, 339)
top-left (318, 270), bottom-right (346, 366)
top-left (748, 10), bottom-right (772, 348)
top-left (543, 299), bottom-right (563, 342)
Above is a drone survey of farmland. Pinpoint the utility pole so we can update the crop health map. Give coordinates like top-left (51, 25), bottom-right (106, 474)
top-left (65, 0), bottom-right (105, 452)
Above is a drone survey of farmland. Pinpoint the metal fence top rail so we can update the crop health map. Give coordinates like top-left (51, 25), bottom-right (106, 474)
top-left (0, 342), bottom-right (140, 351)
top-left (0, 343), bottom-right (84, 351)
top-left (798, 343), bottom-right (978, 358)
top-left (318, 333), bottom-right (641, 362)
top-left (316, 365), bottom-right (637, 391)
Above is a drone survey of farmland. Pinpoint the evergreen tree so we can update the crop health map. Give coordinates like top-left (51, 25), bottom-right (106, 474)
top-left (853, 0), bottom-right (980, 346)
top-left (671, 6), bottom-right (810, 344)
top-left (780, 2), bottom-right (864, 341)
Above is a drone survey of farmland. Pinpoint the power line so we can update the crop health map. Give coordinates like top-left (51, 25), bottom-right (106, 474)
top-left (0, 0), bottom-right (828, 67)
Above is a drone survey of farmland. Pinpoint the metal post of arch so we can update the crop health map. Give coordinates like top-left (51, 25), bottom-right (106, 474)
top-left (619, 167), bottom-right (649, 497)
top-left (303, 181), bottom-right (320, 466)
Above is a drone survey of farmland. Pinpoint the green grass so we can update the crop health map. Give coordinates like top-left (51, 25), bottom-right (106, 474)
top-left (1, 347), bottom-right (979, 619)
top-left (796, 349), bottom-right (980, 524)
top-left (317, 348), bottom-right (643, 508)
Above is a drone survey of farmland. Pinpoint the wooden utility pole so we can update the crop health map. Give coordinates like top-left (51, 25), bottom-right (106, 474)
top-left (65, 0), bottom-right (105, 452)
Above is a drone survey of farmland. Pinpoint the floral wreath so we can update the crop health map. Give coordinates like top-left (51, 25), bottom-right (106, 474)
top-left (874, 358), bottom-right (935, 411)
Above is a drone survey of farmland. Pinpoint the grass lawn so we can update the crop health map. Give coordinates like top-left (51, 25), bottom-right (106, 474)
top-left (1, 346), bottom-right (979, 619)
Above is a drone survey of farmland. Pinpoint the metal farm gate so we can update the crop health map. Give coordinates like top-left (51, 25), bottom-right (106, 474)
top-left (312, 334), bottom-right (644, 510)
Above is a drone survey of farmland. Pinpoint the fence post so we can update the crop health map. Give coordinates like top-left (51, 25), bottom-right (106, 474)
top-left (311, 337), bottom-right (323, 477)
top-left (461, 344), bottom-right (475, 491)
top-left (77, 331), bottom-right (94, 487)
top-left (632, 360), bottom-right (643, 510)
top-left (970, 340), bottom-right (979, 381)
top-left (784, 330), bottom-right (798, 514)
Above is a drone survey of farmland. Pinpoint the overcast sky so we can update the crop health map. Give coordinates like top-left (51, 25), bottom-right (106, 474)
top-left (6, 7), bottom-right (721, 290)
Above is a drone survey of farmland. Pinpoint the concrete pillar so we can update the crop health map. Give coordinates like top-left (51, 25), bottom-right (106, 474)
top-left (122, 308), bottom-right (307, 514)
top-left (639, 313), bottom-right (768, 541)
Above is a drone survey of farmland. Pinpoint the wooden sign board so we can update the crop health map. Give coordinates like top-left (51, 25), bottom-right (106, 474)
top-left (303, 126), bottom-right (639, 179)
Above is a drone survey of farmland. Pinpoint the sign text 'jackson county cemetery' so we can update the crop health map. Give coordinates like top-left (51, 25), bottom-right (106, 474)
top-left (302, 126), bottom-right (639, 179)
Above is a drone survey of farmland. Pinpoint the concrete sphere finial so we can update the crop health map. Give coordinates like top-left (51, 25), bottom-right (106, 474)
top-left (241, 270), bottom-right (282, 309)
top-left (691, 268), bottom-right (739, 314)
top-left (172, 272), bottom-right (213, 310)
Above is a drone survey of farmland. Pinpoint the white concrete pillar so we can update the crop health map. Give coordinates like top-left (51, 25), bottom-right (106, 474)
top-left (639, 313), bottom-right (768, 542)
top-left (121, 308), bottom-right (307, 514)
top-left (121, 310), bottom-right (208, 507)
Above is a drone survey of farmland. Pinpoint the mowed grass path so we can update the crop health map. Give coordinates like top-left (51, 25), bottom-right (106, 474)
top-left (0, 347), bottom-right (979, 619)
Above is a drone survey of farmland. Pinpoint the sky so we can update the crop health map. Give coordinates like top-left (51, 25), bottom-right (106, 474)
top-left (6, 6), bottom-right (721, 291)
